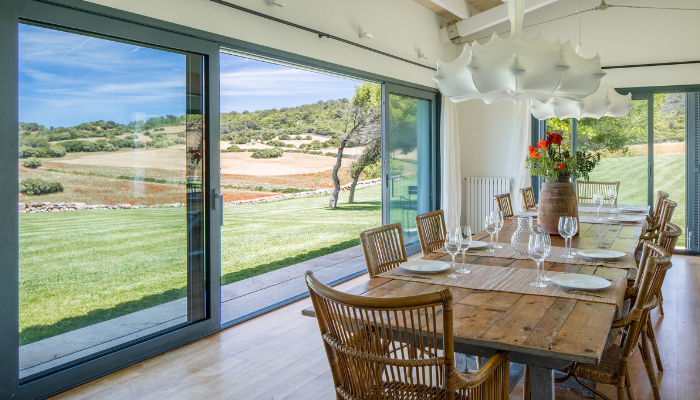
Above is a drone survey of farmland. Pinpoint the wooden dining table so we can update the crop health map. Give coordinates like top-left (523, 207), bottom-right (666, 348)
top-left (302, 207), bottom-right (644, 400)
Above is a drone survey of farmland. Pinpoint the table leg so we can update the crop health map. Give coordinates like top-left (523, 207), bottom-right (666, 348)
top-left (530, 366), bottom-right (554, 400)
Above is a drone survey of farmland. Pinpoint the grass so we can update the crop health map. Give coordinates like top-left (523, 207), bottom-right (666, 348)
top-left (587, 153), bottom-right (686, 246)
top-left (19, 185), bottom-right (380, 345)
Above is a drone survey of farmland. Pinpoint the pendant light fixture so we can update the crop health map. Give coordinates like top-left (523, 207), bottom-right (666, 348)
top-left (433, 0), bottom-right (606, 104)
top-left (530, 83), bottom-right (633, 119)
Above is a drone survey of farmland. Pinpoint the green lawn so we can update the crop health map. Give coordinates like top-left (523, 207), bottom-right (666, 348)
top-left (19, 185), bottom-right (380, 345)
top-left (587, 153), bottom-right (686, 246)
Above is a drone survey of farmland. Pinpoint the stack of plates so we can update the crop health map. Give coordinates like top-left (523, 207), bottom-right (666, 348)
top-left (576, 249), bottom-right (626, 260)
top-left (608, 215), bottom-right (644, 223)
top-left (620, 205), bottom-right (649, 213)
top-left (551, 273), bottom-right (612, 291)
top-left (399, 260), bottom-right (450, 273)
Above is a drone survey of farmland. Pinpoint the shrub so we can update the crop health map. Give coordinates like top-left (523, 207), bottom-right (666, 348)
top-left (125, 134), bottom-right (137, 139)
top-left (278, 133), bottom-right (291, 140)
top-left (49, 145), bottom-right (67, 157)
top-left (19, 178), bottom-right (64, 195)
top-left (19, 147), bottom-right (38, 158)
top-left (222, 145), bottom-right (244, 152)
top-left (23, 157), bottom-right (42, 169)
top-left (59, 140), bottom-right (86, 152)
top-left (294, 135), bottom-right (302, 140)
top-left (251, 148), bottom-right (283, 159)
top-left (324, 152), bottom-right (337, 157)
top-left (305, 135), bottom-right (312, 140)
top-left (173, 138), bottom-right (186, 145)
top-left (151, 141), bottom-right (168, 149)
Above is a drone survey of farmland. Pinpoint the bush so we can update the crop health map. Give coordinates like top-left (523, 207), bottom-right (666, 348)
top-left (305, 135), bottom-right (312, 140)
top-left (23, 157), bottom-right (42, 169)
top-left (324, 152), bottom-right (337, 157)
top-left (278, 133), bottom-right (291, 140)
top-left (294, 135), bottom-right (303, 140)
top-left (151, 141), bottom-right (168, 149)
top-left (222, 145), bottom-right (244, 152)
top-left (49, 145), bottom-right (67, 157)
top-left (19, 178), bottom-right (63, 195)
top-left (19, 147), bottom-right (38, 158)
top-left (251, 148), bottom-right (284, 159)
top-left (59, 140), bottom-right (86, 152)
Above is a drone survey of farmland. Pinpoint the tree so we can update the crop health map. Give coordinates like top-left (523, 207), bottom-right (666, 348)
top-left (348, 136), bottom-right (380, 203)
top-left (329, 83), bottom-right (381, 208)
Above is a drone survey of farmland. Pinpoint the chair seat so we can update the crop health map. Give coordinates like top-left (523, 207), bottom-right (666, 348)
top-left (338, 381), bottom-right (471, 400)
top-left (574, 345), bottom-right (623, 385)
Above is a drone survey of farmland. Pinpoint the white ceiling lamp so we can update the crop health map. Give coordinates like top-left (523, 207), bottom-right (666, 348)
top-left (530, 83), bottom-right (633, 119)
top-left (433, 0), bottom-right (606, 104)
top-left (267, 0), bottom-right (286, 7)
top-left (418, 52), bottom-right (429, 60)
top-left (358, 26), bottom-right (373, 39)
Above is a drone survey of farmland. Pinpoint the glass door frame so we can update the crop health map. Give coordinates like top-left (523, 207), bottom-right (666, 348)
top-left (0, 0), bottom-right (222, 398)
top-left (381, 83), bottom-right (440, 255)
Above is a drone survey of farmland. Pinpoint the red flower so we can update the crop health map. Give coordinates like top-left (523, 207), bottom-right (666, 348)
top-left (550, 133), bottom-right (563, 146)
top-left (537, 139), bottom-right (548, 150)
top-left (528, 146), bottom-right (540, 159)
top-left (557, 163), bottom-right (565, 170)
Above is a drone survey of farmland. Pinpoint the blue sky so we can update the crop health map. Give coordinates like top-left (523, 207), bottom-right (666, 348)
top-left (18, 23), bottom-right (363, 128)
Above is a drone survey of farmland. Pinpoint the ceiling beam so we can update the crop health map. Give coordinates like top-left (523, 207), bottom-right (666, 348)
top-left (440, 0), bottom-right (560, 42)
top-left (411, 0), bottom-right (470, 22)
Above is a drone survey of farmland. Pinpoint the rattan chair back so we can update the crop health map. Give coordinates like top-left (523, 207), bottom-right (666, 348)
top-left (415, 210), bottom-right (447, 255)
top-left (360, 223), bottom-right (407, 278)
top-left (651, 191), bottom-right (670, 222)
top-left (658, 222), bottom-right (682, 255)
top-left (576, 181), bottom-right (620, 204)
top-left (519, 187), bottom-right (536, 210)
top-left (494, 193), bottom-right (514, 218)
top-left (305, 271), bottom-right (511, 400)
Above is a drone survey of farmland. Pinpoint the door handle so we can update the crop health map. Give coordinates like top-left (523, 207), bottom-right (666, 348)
top-left (213, 188), bottom-right (224, 226)
top-left (647, 162), bottom-right (652, 178)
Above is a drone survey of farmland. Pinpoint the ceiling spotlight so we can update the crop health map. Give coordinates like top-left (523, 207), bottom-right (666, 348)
top-left (418, 53), bottom-right (429, 60)
top-left (358, 27), bottom-right (373, 39)
top-left (267, 0), bottom-right (285, 7)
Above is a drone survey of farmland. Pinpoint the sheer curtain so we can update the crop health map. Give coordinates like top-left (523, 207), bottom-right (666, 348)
top-left (510, 100), bottom-right (532, 211)
top-left (441, 96), bottom-right (461, 233)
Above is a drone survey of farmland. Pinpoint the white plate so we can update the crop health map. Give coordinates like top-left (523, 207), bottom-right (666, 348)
top-left (399, 260), bottom-right (450, 274)
top-left (621, 205), bottom-right (649, 213)
top-left (551, 273), bottom-right (612, 291)
top-left (514, 212), bottom-right (538, 218)
top-left (467, 240), bottom-right (488, 249)
top-left (576, 249), bottom-right (626, 260)
top-left (610, 215), bottom-right (643, 223)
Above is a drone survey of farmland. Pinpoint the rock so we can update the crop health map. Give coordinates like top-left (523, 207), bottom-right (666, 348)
top-left (75, 203), bottom-right (87, 210)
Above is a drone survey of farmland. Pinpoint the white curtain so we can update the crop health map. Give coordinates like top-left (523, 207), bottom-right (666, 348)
top-left (441, 96), bottom-right (462, 233)
top-left (510, 100), bottom-right (532, 211)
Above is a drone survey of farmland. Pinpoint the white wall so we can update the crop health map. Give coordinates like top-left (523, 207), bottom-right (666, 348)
top-left (85, 0), bottom-right (459, 87)
top-left (455, 0), bottom-right (700, 224)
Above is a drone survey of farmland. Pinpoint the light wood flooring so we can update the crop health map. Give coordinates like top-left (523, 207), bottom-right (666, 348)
top-left (50, 255), bottom-right (700, 400)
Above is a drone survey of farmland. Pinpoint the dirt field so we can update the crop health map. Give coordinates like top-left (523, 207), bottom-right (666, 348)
top-left (220, 152), bottom-right (350, 176)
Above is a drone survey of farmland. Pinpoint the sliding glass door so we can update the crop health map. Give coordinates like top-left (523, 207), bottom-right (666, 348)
top-left (382, 84), bottom-right (438, 248)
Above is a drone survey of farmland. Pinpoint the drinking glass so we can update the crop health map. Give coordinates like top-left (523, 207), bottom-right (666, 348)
top-left (607, 187), bottom-right (617, 213)
top-left (485, 213), bottom-right (497, 252)
top-left (569, 217), bottom-right (579, 257)
top-left (457, 226), bottom-right (472, 274)
top-left (493, 210), bottom-right (504, 249)
top-left (592, 193), bottom-right (604, 221)
top-left (444, 232), bottom-right (461, 279)
top-left (528, 233), bottom-right (551, 287)
top-left (558, 216), bottom-right (576, 259)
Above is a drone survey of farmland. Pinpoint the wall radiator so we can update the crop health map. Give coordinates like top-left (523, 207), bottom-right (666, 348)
top-left (464, 177), bottom-right (511, 230)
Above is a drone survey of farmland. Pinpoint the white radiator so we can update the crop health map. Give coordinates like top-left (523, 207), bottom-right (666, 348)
top-left (464, 177), bottom-right (511, 230)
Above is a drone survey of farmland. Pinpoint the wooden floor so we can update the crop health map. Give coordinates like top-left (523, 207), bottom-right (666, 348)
top-left (51, 255), bottom-right (700, 400)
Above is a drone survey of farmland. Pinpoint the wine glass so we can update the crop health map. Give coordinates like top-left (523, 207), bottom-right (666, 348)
top-left (485, 213), bottom-right (497, 253)
top-left (592, 193), bottom-right (604, 221)
top-left (558, 217), bottom-right (575, 259)
top-left (569, 217), bottom-right (579, 257)
top-left (607, 187), bottom-right (619, 216)
top-left (528, 233), bottom-right (551, 287)
top-left (457, 226), bottom-right (472, 274)
top-left (493, 210), bottom-right (504, 249)
top-left (444, 232), bottom-right (461, 279)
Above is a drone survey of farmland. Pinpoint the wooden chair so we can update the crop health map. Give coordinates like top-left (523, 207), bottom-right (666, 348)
top-left (304, 271), bottom-right (511, 400)
top-left (494, 193), bottom-right (514, 218)
top-left (560, 242), bottom-right (671, 400)
top-left (519, 187), bottom-right (536, 210)
top-left (647, 191), bottom-right (669, 227)
top-left (634, 198), bottom-right (677, 254)
top-left (576, 181), bottom-right (620, 204)
top-left (415, 210), bottom-right (447, 255)
top-left (360, 223), bottom-right (407, 278)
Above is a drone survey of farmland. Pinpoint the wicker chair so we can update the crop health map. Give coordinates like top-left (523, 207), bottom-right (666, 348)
top-left (576, 181), bottom-right (620, 204)
top-left (560, 242), bottom-right (671, 400)
top-left (305, 271), bottom-right (511, 400)
top-left (494, 193), bottom-right (514, 218)
top-left (360, 223), bottom-right (407, 278)
top-left (647, 191), bottom-right (669, 227)
top-left (634, 199), bottom-right (677, 254)
top-left (519, 187), bottom-right (536, 210)
top-left (415, 210), bottom-right (447, 255)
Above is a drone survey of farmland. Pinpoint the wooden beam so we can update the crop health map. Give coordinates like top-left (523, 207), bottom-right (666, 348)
top-left (465, 0), bottom-right (503, 12)
top-left (412, 0), bottom-right (469, 22)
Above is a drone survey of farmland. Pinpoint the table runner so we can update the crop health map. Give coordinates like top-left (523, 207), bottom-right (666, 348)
top-left (578, 205), bottom-right (649, 214)
top-left (439, 243), bottom-right (637, 269)
top-left (380, 264), bottom-right (626, 311)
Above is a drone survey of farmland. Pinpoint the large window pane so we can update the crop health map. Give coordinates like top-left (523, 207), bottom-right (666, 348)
top-left (387, 94), bottom-right (432, 243)
top-left (18, 23), bottom-right (204, 378)
top-left (578, 100), bottom-right (649, 207)
top-left (653, 93), bottom-right (686, 246)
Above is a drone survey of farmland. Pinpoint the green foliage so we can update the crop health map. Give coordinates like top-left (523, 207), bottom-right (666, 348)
top-left (251, 148), bottom-right (284, 159)
top-left (526, 134), bottom-right (601, 180)
top-left (278, 133), bottom-right (292, 140)
top-left (19, 147), bottom-right (37, 158)
top-left (222, 144), bottom-right (244, 153)
top-left (19, 178), bottom-right (64, 195)
top-left (364, 160), bottom-right (381, 179)
top-left (305, 135), bottom-right (312, 140)
top-left (388, 95), bottom-right (419, 155)
top-left (266, 139), bottom-right (295, 148)
top-left (23, 157), bottom-right (42, 169)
